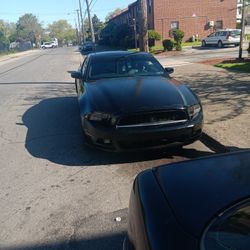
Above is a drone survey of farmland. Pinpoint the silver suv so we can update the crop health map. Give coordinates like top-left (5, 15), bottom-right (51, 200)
top-left (202, 29), bottom-right (241, 48)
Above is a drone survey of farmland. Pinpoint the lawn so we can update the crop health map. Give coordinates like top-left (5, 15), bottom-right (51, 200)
top-left (215, 60), bottom-right (250, 73)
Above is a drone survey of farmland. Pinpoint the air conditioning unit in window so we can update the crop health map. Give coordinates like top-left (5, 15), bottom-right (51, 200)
top-left (209, 21), bottom-right (214, 27)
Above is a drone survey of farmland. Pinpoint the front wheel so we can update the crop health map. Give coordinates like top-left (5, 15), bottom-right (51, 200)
top-left (218, 41), bottom-right (223, 48)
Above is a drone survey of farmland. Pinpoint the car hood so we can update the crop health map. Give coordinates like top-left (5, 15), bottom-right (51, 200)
top-left (86, 76), bottom-right (192, 114)
top-left (154, 150), bottom-right (250, 237)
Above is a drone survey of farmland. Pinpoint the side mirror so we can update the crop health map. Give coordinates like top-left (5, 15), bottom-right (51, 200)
top-left (71, 71), bottom-right (82, 79)
top-left (165, 67), bottom-right (174, 74)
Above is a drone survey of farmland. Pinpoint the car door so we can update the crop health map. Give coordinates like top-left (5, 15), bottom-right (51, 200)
top-left (205, 32), bottom-right (216, 45)
top-left (212, 32), bottom-right (220, 45)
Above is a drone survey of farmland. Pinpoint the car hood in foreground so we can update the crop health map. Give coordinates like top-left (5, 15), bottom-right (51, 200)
top-left (154, 150), bottom-right (250, 237)
top-left (85, 76), bottom-right (197, 113)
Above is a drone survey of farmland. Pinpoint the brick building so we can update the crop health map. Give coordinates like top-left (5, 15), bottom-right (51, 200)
top-left (108, 0), bottom-right (237, 42)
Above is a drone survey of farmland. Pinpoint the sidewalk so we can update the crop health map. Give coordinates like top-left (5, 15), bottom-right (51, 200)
top-left (173, 62), bottom-right (250, 149)
top-left (0, 49), bottom-right (40, 63)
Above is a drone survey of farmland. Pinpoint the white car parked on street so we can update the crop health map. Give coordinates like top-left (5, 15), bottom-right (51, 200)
top-left (202, 29), bottom-right (241, 48)
top-left (41, 42), bottom-right (55, 49)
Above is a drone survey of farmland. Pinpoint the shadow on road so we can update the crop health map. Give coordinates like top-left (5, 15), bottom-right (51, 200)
top-left (22, 96), bottom-right (213, 167)
top-left (3, 232), bottom-right (125, 250)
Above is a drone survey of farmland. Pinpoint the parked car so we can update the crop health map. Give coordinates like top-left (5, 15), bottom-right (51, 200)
top-left (124, 150), bottom-right (250, 250)
top-left (41, 42), bottom-right (55, 49)
top-left (71, 51), bottom-right (203, 151)
top-left (81, 41), bottom-right (95, 52)
top-left (202, 29), bottom-right (241, 48)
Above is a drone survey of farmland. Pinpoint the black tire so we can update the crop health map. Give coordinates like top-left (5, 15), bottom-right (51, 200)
top-left (202, 40), bottom-right (206, 47)
top-left (74, 80), bottom-right (78, 93)
top-left (218, 40), bottom-right (223, 48)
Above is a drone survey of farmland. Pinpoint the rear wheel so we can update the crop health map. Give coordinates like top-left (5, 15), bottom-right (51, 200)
top-left (202, 40), bottom-right (206, 47)
top-left (218, 40), bottom-right (223, 48)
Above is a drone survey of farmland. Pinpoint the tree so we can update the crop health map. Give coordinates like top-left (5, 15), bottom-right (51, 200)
top-left (84, 14), bottom-right (104, 41)
top-left (16, 14), bottom-right (43, 44)
top-left (47, 20), bottom-right (76, 46)
top-left (100, 22), bottom-right (132, 48)
top-left (0, 20), bottom-right (17, 43)
top-left (0, 31), bottom-right (9, 51)
top-left (92, 15), bottom-right (104, 34)
top-left (171, 28), bottom-right (184, 51)
top-left (148, 30), bottom-right (161, 47)
top-left (105, 8), bottom-right (122, 22)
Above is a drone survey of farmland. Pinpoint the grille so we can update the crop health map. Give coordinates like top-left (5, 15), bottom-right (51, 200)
top-left (117, 110), bottom-right (187, 128)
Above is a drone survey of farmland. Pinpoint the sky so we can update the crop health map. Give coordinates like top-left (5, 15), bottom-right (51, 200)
top-left (0, 0), bottom-right (135, 27)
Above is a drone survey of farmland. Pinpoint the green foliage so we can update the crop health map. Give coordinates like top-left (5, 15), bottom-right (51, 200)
top-left (175, 44), bottom-right (182, 51)
top-left (162, 39), bottom-right (174, 51)
top-left (215, 61), bottom-right (250, 73)
top-left (16, 14), bottom-right (43, 44)
top-left (100, 22), bottom-right (133, 48)
top-left (92, 14), bottom-right (104, 33)
top-left (0, 31), bottom-right (9, 51)
top-left (84, 14), bottom-right (104, 41)
top-left (48, 20), bottom-right (76, 45)
top-left (171, 28), bottom-right (185, 51)
top-left (148, 29), bottom-right (161, 47)
top-left (0, 20), bottom-right (17, 43)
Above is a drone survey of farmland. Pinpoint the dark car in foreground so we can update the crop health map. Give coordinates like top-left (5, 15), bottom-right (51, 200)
top-left (124, 150), bottom-right (250, 250)
top-left (71, 51), bottom-right (203, 151)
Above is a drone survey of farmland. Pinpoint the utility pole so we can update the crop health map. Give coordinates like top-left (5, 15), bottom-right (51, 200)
top-left (239, 0), bottom-right (246, 59)
top-left (75, 19), bottom-right (80, 44)
top-left (138, 0), bottom-right (148, 52)
top-left (78, 0), bottom-right (85, 42)
top-left (133, 18), bottom-right (138, 50)
top-left (76, 9), bottom-right (82, 43)
top-left (85, 0), bottom-right (95, 43)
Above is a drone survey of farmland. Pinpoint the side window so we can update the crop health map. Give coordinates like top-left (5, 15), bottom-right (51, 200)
top-left (81, 57), bottom-right (88, 77)
top-left (202, 202), bottom-right (250, 250)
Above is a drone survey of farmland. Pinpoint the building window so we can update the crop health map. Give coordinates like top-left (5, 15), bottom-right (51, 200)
top-left (171, 21), bottom-right (179, 29)
top-left (215, 20), bottom-right (223, 29)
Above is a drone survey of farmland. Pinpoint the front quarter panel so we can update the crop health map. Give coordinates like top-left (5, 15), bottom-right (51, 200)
top-left (127, 170), bottom-right (198, 250)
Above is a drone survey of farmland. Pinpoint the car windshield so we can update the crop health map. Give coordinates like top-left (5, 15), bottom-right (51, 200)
top-left (88, 53), bottom-right (165, 80)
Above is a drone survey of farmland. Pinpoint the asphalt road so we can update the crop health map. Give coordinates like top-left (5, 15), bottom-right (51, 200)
top-left (0, 47), bottom-right (224, 250)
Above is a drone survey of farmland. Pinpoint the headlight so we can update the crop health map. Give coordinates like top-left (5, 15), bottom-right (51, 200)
top-left (188, 104), bottom-right (201, 119)
top-left (87, 112), bottom-right (111, 121)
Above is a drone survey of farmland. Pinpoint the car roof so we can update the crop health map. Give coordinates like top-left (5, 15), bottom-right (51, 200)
top-left (153, 150), bottom-right (250, 237)
top-left (88, 51), bottom-right (149, 59)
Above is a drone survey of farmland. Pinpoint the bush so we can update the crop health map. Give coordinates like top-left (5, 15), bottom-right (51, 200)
top-left (170, 28), bottom-right (184, 51)
top-left (175, 44), bottom-right (182, 51)
top-left (162, 39), bottom-right (174, 51)
top-left (148, 29), bottom-right (161, 47)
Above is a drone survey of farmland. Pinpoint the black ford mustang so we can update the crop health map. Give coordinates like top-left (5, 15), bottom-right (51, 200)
top-left (124, 150), bottom-right (250, 250)
top-left (71, 51), bottom-right (203, 151)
